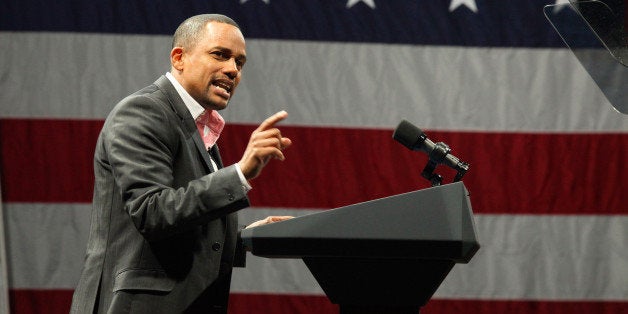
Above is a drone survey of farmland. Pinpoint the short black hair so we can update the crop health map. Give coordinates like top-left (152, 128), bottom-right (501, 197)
top-left (172, 14), bottom-right (241, 49)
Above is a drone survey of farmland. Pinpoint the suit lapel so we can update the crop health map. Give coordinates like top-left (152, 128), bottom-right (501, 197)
top-left (192, 134), bottom-right (214, 172)
top-left (154, 76), bottom-right (213, 172)
top-left (155, 76), bottom-right (230, 237)
top-left (209, 145), bottom-right (224, 169)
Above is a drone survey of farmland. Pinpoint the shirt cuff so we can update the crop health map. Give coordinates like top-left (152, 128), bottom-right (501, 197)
top-left (235, 163), bottom-right (252, 192)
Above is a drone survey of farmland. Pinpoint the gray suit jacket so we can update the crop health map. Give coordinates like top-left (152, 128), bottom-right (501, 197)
top-left (70, 76), bottom-right (250, 313)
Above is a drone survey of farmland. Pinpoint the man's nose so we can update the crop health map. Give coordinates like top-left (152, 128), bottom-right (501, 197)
top-left (223, 58), bottom-right (239, 78)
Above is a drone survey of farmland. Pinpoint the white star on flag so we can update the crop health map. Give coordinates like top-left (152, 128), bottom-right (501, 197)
top-left (240, 0), bottom-right (270, 4)
top-left (552, 0), bottom-right (571, 13)
top-left (346, 0), bottom-right (376, 9)
top-left (449, 0), bottom-right (478, 13)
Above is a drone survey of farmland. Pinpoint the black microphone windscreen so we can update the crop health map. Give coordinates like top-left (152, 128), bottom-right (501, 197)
top-left (393, 120), bottom-right (424, 150)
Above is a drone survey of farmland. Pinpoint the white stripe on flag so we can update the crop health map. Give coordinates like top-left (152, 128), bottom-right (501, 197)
top-left (0, 179), bottom-right (10, 314)
top-left (1, 32), bottom-right (626, 132)
top-left (4, 204), bottom-right (627, 300)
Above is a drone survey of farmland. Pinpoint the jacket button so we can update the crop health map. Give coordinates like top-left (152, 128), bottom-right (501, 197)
top-left (227, 193), bottom-right (235, 201)
top-left (212, 242), bottom-right (222, 251)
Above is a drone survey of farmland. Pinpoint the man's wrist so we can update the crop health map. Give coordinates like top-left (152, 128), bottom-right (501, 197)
top-left (235, 163), bottom-right (252, 192)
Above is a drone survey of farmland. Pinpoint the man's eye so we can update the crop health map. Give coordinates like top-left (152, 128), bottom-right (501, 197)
top-left (212, 51), bottom-right (228, 60)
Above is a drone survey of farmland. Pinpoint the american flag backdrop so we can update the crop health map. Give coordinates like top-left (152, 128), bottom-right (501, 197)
top-left (0, 0), bottom-right (627, 313)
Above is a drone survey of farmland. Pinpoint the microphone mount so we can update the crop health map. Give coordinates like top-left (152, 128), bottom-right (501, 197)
top-left (419, 139), bottom-right (469, 187)
top-left (393, 120), bottom-right (469, 187)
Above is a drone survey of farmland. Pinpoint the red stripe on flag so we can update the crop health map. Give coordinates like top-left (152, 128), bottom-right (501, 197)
top-left (1, 119), bottom-right (626, 214)
top-left (8, 290), bottom-right (628, 314)
top-left (9, 289), bottom-right (74, 314)
top-left (230, 294), bottom-right (628, 314)
top-left (0, 118), bottom-right (101, 203)
top-left (221, 124), bottom-right (627, 214)
top-left (421, 299), bottom-right (628, 314)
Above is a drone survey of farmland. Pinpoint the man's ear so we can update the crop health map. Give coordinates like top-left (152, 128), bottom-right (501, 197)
top-left (170, 47), bottom-right (184, 71)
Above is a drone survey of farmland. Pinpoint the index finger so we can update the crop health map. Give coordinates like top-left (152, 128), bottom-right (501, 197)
top-left (257, 110), bottom-right (288, 132)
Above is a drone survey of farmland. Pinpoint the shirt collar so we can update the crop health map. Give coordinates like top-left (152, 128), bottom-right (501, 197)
top-left (166, 72), bottom-right (206, 121)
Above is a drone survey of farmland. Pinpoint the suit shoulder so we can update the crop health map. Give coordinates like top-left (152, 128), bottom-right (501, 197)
top-left (106, 82), bottom-right (175, 121)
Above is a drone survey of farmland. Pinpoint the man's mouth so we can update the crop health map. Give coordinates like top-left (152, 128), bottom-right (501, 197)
top-left (212, 79), bottom-right (234, 99)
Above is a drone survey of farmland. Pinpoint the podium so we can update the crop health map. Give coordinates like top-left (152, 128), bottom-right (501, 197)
top-left (240, 182), bottom-right (480, 314)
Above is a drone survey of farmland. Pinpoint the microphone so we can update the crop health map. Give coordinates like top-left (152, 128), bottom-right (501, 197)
top-left (393, 120), bottom-right (469, 180)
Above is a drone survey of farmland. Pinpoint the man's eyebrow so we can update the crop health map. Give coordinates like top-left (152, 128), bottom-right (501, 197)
top-left (212, 46), bottom-right (247, 61)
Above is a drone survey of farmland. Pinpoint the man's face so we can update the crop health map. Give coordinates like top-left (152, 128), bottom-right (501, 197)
top-left (173, 22), bottom-right (247, 110)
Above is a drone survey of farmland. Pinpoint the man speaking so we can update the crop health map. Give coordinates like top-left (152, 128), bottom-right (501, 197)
top-left (70, 14), bottom-right (292, 313)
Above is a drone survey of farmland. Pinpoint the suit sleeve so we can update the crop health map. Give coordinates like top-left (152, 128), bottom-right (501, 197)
top-left (102, 94), bottom-right (249, 241)
top-left (233, 226), bottom-right (248, 268)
